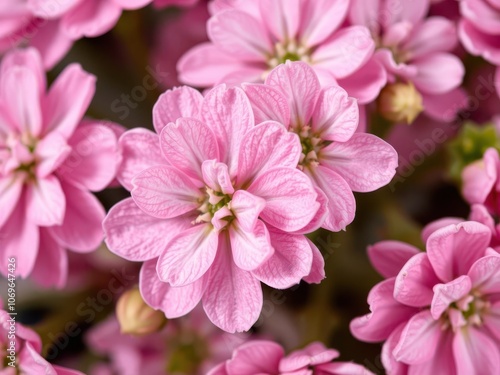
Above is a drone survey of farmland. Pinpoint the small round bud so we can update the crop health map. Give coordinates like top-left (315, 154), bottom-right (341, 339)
top-left (378, 82), bottom-right (423, 124)
top-left (116, 286), bottom-right (167, 336)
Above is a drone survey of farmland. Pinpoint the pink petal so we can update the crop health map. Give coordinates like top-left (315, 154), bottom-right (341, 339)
top-left (368, 240), bottom-right (421, 279)
top-left (302, 239), bottom-right (325, 284)
top-left (57, 123), bottom-right (118, 191)
top-left (203, 245), bottom-right (263, 333)
top-left (157, 224), bottom-right (218, 286)
top-left (28, 0), bottom-right (80, 18)
top-left (265, 61), bottom-right (320, 127)
top-left (259, 0), bottom-right (300, 42)
top-left (393, 310), bottom-right (442, 365)
top-left (421, 217), bottom-right (465, 243)
top-left (453, 327), bottom-right (500, 375)
top-left (226, 341), bottom-right (283, 375)
top-left (60, 0), bottom-right (122, 38)
top-left (30, 229), bottom-right (67, 289)
top-left (431, 275), bottom-right (472, 319)
top-left (131, 166), bottom-right (203, 219)
top-left (36, 132), bottom-right (71, 178)
top-left (0, 199), bottom-right (39, 278)
top-left (299, 0), bottom-right (350, 46)
top-left (208, 9), bottom-right (272, 60)
top-left (26, 175), bottom-right (66, 226)
top-left (112, 0), bottom-right (153, 9)
top-left (253, 229), bottom-right (313, 289)
top-left (160, 118), bottom-right (219, 180)
top-left (313, 26), bottom-right (375, 80)
top-left (348, 0), bottom-right (381, 32)
top-left (403, 17), bottom-right (458, 60)
top-left (103, 198), bottom-right (191, 261)
top-left (1, 65), bottom-right (42, 136)
top-left (116, 129), bottom-right (165, 191)
top-left (412, 53), bottom-right (465, 95)
top-left (139, 260), bottom-right (206, 318)
top-left (320, 133), bottom-right (397, 192)
top-left (423, 88), bottom-right (468, 123)
top-left (248, 167), bottom-right (319, 232)
top-left (461, 0), bottom-right (500, 34)
top-left (426, 221), bottom-right (491, 282)
top-left (459, 19), bottom-right (500, 65)
top-left (483, 301), bottom-right (500, 341)
top-left (230, 219), bottom-right (273, 271)
top-left (380, 0), bottom-right (429, 28)
top-left (292, 186), bottom-right (328, 234)
top-left (468, 255), bottom-right (500, 294)
top-left (202, 160), bottom-right (234, 194)
top-left (311, 85), bottom-right (358, 142)
top-left (231, 190), bottom-right (266, 232)
top-left (0, 47), bottom-right (46, 95)
top-left (236, 121), bottom-right (301, 185)
top-left (30, 20), bottom-right (74, 70)
top-left (350, 278), bottom-right (417, 342)
top-left (462, 148), bottom-right (498, 205)
top-left (394, 253), bottom-right (441, 307)
top-left (315, 362), bottom-right (375, 375)
top-left (336, 57), bottom-right (387, 104)
top-left (306, 165), bottom-right (355, 232)
top-left (0, 177), bottom-right (23, 228)
top-left (49, 182), bottom-right (105, 252)
top-left (43, 64), bottom-right (96, 139)
top-left (153, 86), bottom-right (203, 134)
top-left (381, 324), bottom-right (408, 375)
top-left (201, 85), bottom-right (254, 173)
top-left (241, 83), bottom-right (291, 128)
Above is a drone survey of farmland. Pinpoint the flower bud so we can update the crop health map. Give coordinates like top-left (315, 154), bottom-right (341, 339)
top-left (378, 82), bottom-right (423, 124)
top-left (116, 287), bottom-right (167, 335)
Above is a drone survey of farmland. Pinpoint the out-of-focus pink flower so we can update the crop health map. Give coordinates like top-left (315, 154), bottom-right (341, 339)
top-left (351, 221), bottom-right (500, 374)
top-left (153, 0), bottom-right (199, 7)
top-left (0, 305), bottom-right (84, 374)
top-left (208, 340), bottom-right (374, 375)
top-left (243, 61), bottom-right (398, 231)
top-left (104, 84), bottom-right (324, 333)
top-left (86, 309), bottom-right (247, 375)
top-left (0, 48), bottom-right (119, 288)
top-left (0, 0), bottom-right (153, 68)
top-left (150, 1), bottom-right (209, 89)
top-left (349, 0), bottom-right (465, 123)
top-left (462, 147), bottom-right (500, 214)
top-left (178, 0), bottom-right (387, 104)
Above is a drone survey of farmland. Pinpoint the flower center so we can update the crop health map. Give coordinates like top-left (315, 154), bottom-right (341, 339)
top-left (295, 125), bottom-right (328, 170)
top-left (2, 132), bottom-right (38, 181)
top-left (194, 187), bottom-right (234, 230)
top-left (442, 292), bottom-right (490, 332)
top-left (265, 40), bottom-right (311, 77)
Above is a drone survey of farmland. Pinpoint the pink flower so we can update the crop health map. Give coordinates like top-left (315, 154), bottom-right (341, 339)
top-left (349, 0), bottom-right (465, 123)
top-left (243, 61), bottom-right (398, 231)
top-left (0, 48), bottom-right (119, 288)
top-left (153, 0), bottom-right (199, 7)
top-left (178, 0), bottom-right (387, 104)
top-left (0, 0), bottom-right (153, 68)
top-left (462, 147), bottom-right (500, 214)
top-left (86, 309), bottom-right (245, 375)
top-left (0, 306), bottom-right (84, 374)
top-left (208, 340), bottom-right (374, 375)
top-left (351, 221), bottom-right (500, 374)
top-left (103, 84), bottom-right (324, 332)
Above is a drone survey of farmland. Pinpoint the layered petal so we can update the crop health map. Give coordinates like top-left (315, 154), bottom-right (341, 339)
top-left (230, 220), bottom-right (273, 271)
top-left (431, 276), bottom-right (472, 319)
top-left (26, 175), bottom-right (66, 226)
top-left (367, 240), bottom-right (421, 279)
top-left (412, 53), bottom-right (465, 95)
top-left (468, 255), bottom-right (500, 294)
top-left (0, 177), bottom-right (23, 228)
top-left (241, 83), bottom-right (291, 127)
top-left (225, 340), bottom-right (283, 375)
top-left (453, 327), bottom-right (500, 375)
top-left (30, 229), bottom-right (67, 289)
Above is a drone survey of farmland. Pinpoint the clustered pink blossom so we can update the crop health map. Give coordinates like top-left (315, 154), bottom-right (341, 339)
top-left (0, 47), bottom-right (119, 288)
top-left (208, 340), bottom-right (374, 375)
top-left (351, 221), bottom-right (500, 374)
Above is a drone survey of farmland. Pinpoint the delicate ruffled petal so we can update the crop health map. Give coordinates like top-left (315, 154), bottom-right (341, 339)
top-left (393, 310), bottom-right (442, 365)
top-left (157, 224), bottom-right (218, 286)
top-left (230, 219), bottom-right (273, 271)
top-left (241, 83), bottom-right (291, 127)
top-left (459, 19), bottom-right (500, 65)
top-left (259, 0), bottom-right (300, 42)
top-left (131, 166), bottom-right (203, 219)
top-left (160, 118), bottom-right (219, 180)
top-left (202, 160), bottom-right (234, 194)
top-left (348, 0), bottom-right (381, 32)
top-left (26, 175), bottom-right (66, 226)
top-left (28, 0), bottom-right (81, 18)
top-left (0, 177), bottom-right (23, 228)
top-left (140, 260), bottom-right (206, 318)
top-left (412, 53), bottom-right (465, 95)
top-left (315, 361), bottom-right (375, 375)
top-left (0, 47), bottom-right (46, 95)
top-left (311, 85), bottom-right (359, 142)
top-left (368, 240), bottom-right (421, 279)
top-left (453, 327), bottom-right (500, 375)
top-left (380, 0), bottom-right (429, 28)
top-left (320, 133), bottom-right (397, 192)
top-left (49, 182), bottom-right (105, 252)
top-left (153, 86), bottom-right (204, 134)
top-left (225, 341), bottom-right (283, 375)
top-left (248, 167), bottom-right (319, 232)
top-left (313, 26), bottom-right (375, 80)
top-left (253, 229), bottom-right (313, 289)
top-left (306, 165), bottom-right (355, 231)
top-left (421, 217), bottom-right (465, 244)
top-left (426, 221), bottom-right (491, 282)
top-left (302, 239), bottom-right (325, 284)
top-left (381, 324), bottom-right (408, 375)
top-left (431, 275), bottom-right (472, 319)
top-left (116, 129), bottom-right (164, 191)
top-left (112, 0), bottom-right (152, 9)
top-left (462, 148), bottom-right (498, 205)
top-left (236, 121), bottom-right (300, 185)
top-left (57, 123), bottom-right (118, 191)
top-left (30, 20), bottom-right (74, 70)
top-left (407, 329), bottom-right (457, 375)
top-left (231, 190), bottom-right (266, 232)
top-left (103, 198), bottom-right (192, 261)
top-left (36, 132), bottom-right (71, 178)
top-left (468, 255), bottom-right (500, 294)
top-left (203, 241), bottom-right (263, 333)
top-left (394, 252), bottom-right (441, 307)
top-left (30, 229), bottom-right (67, 289)
top-left (43, 64), bottom-right (96, 139)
